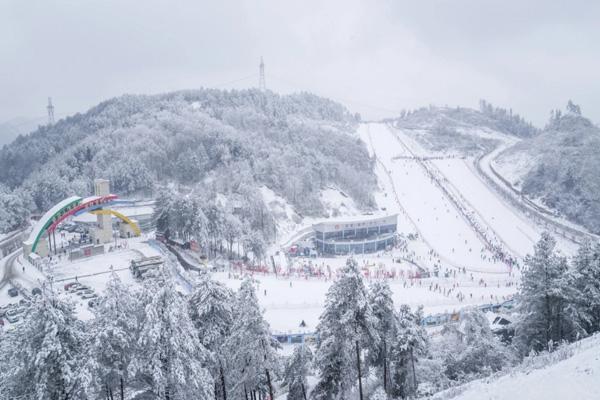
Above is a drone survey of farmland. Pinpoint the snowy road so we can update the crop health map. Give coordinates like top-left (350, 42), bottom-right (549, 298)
top-left (0, 249), bottom-right (20, 290)
top-left (478, 143), bottom-right (595, 252)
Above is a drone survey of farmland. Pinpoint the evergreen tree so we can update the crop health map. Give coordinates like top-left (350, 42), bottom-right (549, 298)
top-left (313, 258), bottom-right (376, 400)
top-left (189, 274), bottom-right (235, 400)
top-left (514, 233), bottom-right (582, 354)
top-left (566, 100), bottom-right (582, 115)
top-left (572, 240), bottom-right (600, 334)
top-left (389, 305), bottom-right (427, 399)
top-left (154, 187), bottom-right (174, 235)
top-left (83, 272), bottom-right (140, 400)
top-left (129, 270), bottom-right (213, 399)
top-left (283, 345), bottom-right (313, 400)
top-left (224, 277), bottom-right (279, 400)
top-left (368, 280), bottom-right (397, 393)
top-left (0, 285), bottom-right (86, 399)
top-left (0, 184), bottom-right (31, 233)
top-left (369, 387), bottom-right (388, 400)
top-left (437, 308), bottom-right (512, 381)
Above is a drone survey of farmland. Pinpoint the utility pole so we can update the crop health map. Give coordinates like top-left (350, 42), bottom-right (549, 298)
top-left (259, 57), bottom-right (266, 91)
top-left (47, 97), bottom-right (55, 125)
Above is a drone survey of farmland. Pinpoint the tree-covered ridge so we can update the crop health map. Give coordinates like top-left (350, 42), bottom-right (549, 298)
top-left (0, 89), bottom-right (376, 232)
top-left (499, 102), bottom-right (600, 234)
top-left (395, 100), bottom-right (539, 139)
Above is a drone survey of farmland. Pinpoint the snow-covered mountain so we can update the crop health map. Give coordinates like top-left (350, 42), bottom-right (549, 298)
top-left (495, 103), bottom-right (600, 234)
top-left (390, 102), bottom-right (600, 235)
top-left (0, 89), bottom-right (377, 234)
top-left (392, 103), bottom-right (537, 156)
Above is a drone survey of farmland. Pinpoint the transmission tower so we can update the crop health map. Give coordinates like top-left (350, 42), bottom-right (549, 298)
top-left (259, 57), bottom-right (266, 91)
top-left (47, 97), bottom-right (55, 125)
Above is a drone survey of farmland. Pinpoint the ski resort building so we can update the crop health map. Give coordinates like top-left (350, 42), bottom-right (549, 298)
top-left (313, 214), bottom-right (398, 255)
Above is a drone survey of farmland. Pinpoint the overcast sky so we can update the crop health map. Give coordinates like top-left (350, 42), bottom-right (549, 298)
top-left (1, 0), bottom-right (599, 127)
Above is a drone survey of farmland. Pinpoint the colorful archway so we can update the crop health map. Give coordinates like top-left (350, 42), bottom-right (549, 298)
top-left (90, 209), bottom-right (141, 237)
top-left (24, 194), bottom-right (118, 253)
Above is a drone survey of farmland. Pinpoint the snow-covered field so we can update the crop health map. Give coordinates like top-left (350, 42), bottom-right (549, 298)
top-left (213, 270), bottom-right (516, 334)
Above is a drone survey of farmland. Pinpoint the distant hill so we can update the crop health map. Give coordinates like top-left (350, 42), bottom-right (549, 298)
top-left (0, 116), bottom-right (46, 147)
top-left (396, 101), bottom-right (539, 138)
top-left (391, 102), bottom-right (539, 156)
top-left (495, 103), bottom-right (600, 234)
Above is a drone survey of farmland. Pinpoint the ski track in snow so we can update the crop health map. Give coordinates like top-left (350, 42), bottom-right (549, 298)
top-left (360, 123), bottom-right (512, 273)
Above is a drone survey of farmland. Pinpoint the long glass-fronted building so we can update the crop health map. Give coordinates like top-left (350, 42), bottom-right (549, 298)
top-left (313, 214), bottom-right (398, 255)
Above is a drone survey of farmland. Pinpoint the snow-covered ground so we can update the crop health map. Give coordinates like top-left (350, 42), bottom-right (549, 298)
top-left (436, 334), bottom-right (600, 400)
top-left (213, 269), bottom-right (515, 335)
top-left (432, 158), bottom-right (539, 258)
top-left (209, 122), bottom-right (550, 333)
top-left (360, 123), bottom-right (513, 273)
top-left (261, 185), bottom-right (371, 252)
top-left (0, 235), bottom-right (161, 326)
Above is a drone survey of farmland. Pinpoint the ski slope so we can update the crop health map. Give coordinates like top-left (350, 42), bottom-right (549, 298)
top-left (430, 157), bottom-right (539, 258)
top-left (360, 123), bottom-right (509, 273)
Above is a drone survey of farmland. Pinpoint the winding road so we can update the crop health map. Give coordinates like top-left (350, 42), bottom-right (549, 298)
top-left (0, 249), bottom-right (22, 290)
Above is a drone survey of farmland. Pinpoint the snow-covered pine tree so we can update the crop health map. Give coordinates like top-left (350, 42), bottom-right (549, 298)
top-left (224, 277), bottom-right (279, 400)
top-left (572, 240), bottom-right (600, 335)
top-left (514, 232), bottom-right (582, 354)
top-left (389, 305), bottom-right (427, 399)
top-left (129, 270), bottom-right (213, 399)
top-left (437, 308), bottom-right (512, 381)
top-left (369, 387), bottom-right (388, 400)
top-left (153, 187), bottom-right (174, 235)
top-left (0, 284), bottom-right (86, 399)
top-left (282, 345), bottom-right (313, 400)
top-left (83, 271), bottom-right (140, 400)
top-left (368, 280), bottom-right (397, 393)
top-left (189, 273), bottom-right (235, 400)
top-left (313, 258), bottom-right (376, 400)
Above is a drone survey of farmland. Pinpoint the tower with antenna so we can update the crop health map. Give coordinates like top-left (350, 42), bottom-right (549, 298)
top-left (259, 57), bottom-right (266, 91)
top-left (47, 97), bottom-right (55, 125)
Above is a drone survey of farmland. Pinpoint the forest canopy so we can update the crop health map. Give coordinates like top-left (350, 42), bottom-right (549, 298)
top-left (0, 89), bottom-right (376, 233)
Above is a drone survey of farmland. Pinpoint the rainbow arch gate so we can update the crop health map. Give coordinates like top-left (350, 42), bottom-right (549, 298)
top-left (23, 193), bottom-right (141, 258)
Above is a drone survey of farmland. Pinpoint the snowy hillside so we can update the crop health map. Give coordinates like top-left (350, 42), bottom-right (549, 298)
top-left (393, 102), bottom-right (537, 156)
top-left (495, 103), bottom-right (600, 234)
top-left (435, 334), bottom-right (600, 400)
top-left (0, 89), bottom-right (377, 234)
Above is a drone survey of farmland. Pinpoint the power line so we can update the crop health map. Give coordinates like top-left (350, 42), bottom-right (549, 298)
top-left (211, 74), bottom-right (258, 88)
top-left (268, 73), bottom-right (400, 115)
